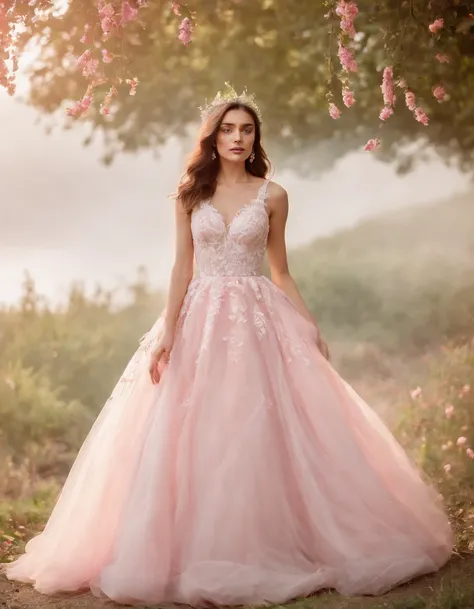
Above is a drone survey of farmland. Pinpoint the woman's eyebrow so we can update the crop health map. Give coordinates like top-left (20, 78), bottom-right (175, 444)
top-left (221, 122), bottom-right (254, 127)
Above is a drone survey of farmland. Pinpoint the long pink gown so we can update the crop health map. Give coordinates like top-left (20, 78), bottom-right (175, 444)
top-left (3, 178), bottom-right (453, 605)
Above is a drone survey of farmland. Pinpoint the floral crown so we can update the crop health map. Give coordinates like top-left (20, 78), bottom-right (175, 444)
top-left (199, 82), bottom-right (263, 123)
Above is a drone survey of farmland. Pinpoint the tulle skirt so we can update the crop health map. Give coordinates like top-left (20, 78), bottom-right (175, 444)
top-left (3, 275), bottom-right (453, 606)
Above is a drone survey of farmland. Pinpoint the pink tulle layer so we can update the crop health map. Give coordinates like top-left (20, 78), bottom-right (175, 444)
top-left (3, 276), bottom-right (453, 606)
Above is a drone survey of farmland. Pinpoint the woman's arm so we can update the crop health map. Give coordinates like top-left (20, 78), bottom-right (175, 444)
top-left (163, 198), bottom-right (195, 334)
top-left (266, 182), bottom-right (329, 358)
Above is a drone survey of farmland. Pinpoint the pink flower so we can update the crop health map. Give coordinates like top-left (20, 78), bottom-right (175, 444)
top-left (433, 85), bottom-right (447, 102)
top-left (79, 94), bottom-right (93, 111)
top-left (340, 17), bottom-right (356, 38)
top-left (436, 53), bottom-right (450, 63)
top-left (66, 92), bottom-right (93, 118)
top-left (429, 18), bottom-right (444, 34)
top-left (101, 16), bottom-right (115, 35)
top-left (410, 386), bottom-right (422, 400)
top-left (329, 102), bottom-right (341, 119)
top-left (100, 85), bottom-right (117, 115)
top-left (77, 49), bottom-right (92, 68)
top-left (83, 58), bottom-right (99, 78)
top-left (121, 1), bottom-right (138, 25)
top-left (414, 107), bottom-right (429, 126)
top-left (342, 88), bottom-right (355, 107)
top-left (445, 404), bottom-right (454, 418)
top-left (364, 137), bottom-right (380, 152)
top-left (443, 463), bottom-right (451, 473)
top-left (457, 436), bottom-right (467, 446)
top-left (405, 91), bottom-right (416, 111)
top-left (99, 2), bottom-right (115, 18)
top-left (126, 77), bottom-right (138, 95)
top-left (170, 1), bottom-right (181, 15)
top-left (178, 17), bottom-right (193, 45)
top-left (466, 448), bottom-right (474, 460)
top-left (379, 106), bottom-right (393, 121)
top-left (80, 24), bottom-right (91, 44)
top-left (101, 49), bottom-right (113, 63)
top-left (335, 0), bottom-right (358, 20)
top-left (397, 78), bottom-right (407, 89)
top-left (338, 42), bottom-right (358, 72)
top-left (381, 66), bottom-right (395, 106)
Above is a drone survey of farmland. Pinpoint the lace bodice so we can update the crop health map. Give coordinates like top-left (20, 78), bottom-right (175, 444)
top-left (191, 179), bottom-right (270, 277)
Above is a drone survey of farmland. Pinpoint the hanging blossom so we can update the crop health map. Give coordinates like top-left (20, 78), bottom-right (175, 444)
top-left (101, 48), bottom-right (114, 63)
top-left (336, 0), bottom-right (358, 38)
top-left (126, 77), bottom-right (139, 95)
top-left (338, 42), bottom-right (358, 72)
top-left (342, 87), bottom-right (355, 107)
top-left (433, 84), bottom-right (447, 102)
top-left (66, 88), bottom-right (94, 118)
top-left (80, 23), bottom-right (91, 44)
top-left (98, 2), bottom-right (117, 38)
top-left (414, 107), bottom-right (429, 126)
top-left (100, 85), bottom-right (118, 115)
top-left (66, 0), bottom-right (146, 117)
top-left (381, 66), bottom-right (395, 106)
top-left (169, 1), bottom-right (181, 15)
top-left (405, 91), bottom-right (416, 111)
top-left (364, 137), bottom-right (380, 151)
top-left (178, 16), bottom-right (193, 45)
top-left (329, 102), bottom-right (341, 119)
top-left (121, 1), bottom-right (139, 25)
top-left (429, 18), bottom-right (444, 34)
top-left (379, 106), bottom-right (393, 121)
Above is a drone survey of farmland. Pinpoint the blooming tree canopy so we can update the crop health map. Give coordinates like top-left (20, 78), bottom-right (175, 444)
top-left (1, 0), bottom-right (474, 174)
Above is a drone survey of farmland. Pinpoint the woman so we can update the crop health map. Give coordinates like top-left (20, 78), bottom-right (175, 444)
top-left (3, 86), bottom-right (453, 606)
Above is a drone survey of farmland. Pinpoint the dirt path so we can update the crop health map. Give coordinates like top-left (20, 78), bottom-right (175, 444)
top-left (1, 554), bottom-right (474, 609)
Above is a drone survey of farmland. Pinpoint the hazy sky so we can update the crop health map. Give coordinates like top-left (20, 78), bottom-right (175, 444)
top-left (1, 89), bottom-right (470, 307)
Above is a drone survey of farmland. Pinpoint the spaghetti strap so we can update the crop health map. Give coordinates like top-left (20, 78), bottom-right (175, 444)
top-left (259, 178), bottom-right (270, 206)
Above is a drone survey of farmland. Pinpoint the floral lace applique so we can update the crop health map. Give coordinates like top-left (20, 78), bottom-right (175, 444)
top-left (191, 179), bottom-right (270, 278)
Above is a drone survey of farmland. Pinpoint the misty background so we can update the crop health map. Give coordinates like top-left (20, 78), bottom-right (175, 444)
top-left (1, 89), bottom-right (470, 307)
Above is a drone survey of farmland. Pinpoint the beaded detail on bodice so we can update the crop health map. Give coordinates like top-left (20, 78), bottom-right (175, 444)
top-left (191, 179), bottom-right (270, 277)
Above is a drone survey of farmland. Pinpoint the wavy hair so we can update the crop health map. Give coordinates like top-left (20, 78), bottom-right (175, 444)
top-left (176, 102), bottom-right (272, 214)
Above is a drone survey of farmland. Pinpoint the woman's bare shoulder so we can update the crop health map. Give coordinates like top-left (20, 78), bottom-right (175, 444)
top-left (266, 180), bottom-right (288, 209)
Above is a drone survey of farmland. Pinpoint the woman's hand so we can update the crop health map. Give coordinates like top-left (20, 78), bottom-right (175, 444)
top-left (149, 330), bottom-right (175, 384)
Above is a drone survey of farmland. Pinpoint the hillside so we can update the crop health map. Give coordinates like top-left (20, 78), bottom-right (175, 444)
top-left (287, 190), bottom-right (474, 353)
top-left (290, 190), bottom-right (474, 278)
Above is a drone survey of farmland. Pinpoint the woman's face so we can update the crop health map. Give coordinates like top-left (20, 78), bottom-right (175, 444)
top-left (215, 107), bottom-right (256, 164)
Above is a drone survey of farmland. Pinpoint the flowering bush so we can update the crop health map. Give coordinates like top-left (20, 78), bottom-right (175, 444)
top-left (396, 339), bottom-right (474, 551)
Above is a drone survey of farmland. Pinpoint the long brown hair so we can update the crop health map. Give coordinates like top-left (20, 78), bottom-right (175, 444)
top-left (176, 102), bottom-right (272, 214)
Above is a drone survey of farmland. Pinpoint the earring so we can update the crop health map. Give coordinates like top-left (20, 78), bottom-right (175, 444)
top-left (249, 151), bottom-right (255, 163)
top-left (211, 150), bottom-right (217, 160)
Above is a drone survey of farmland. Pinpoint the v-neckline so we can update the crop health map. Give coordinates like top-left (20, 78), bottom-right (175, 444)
top-left (206, 179), bottom-right (268, 232)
